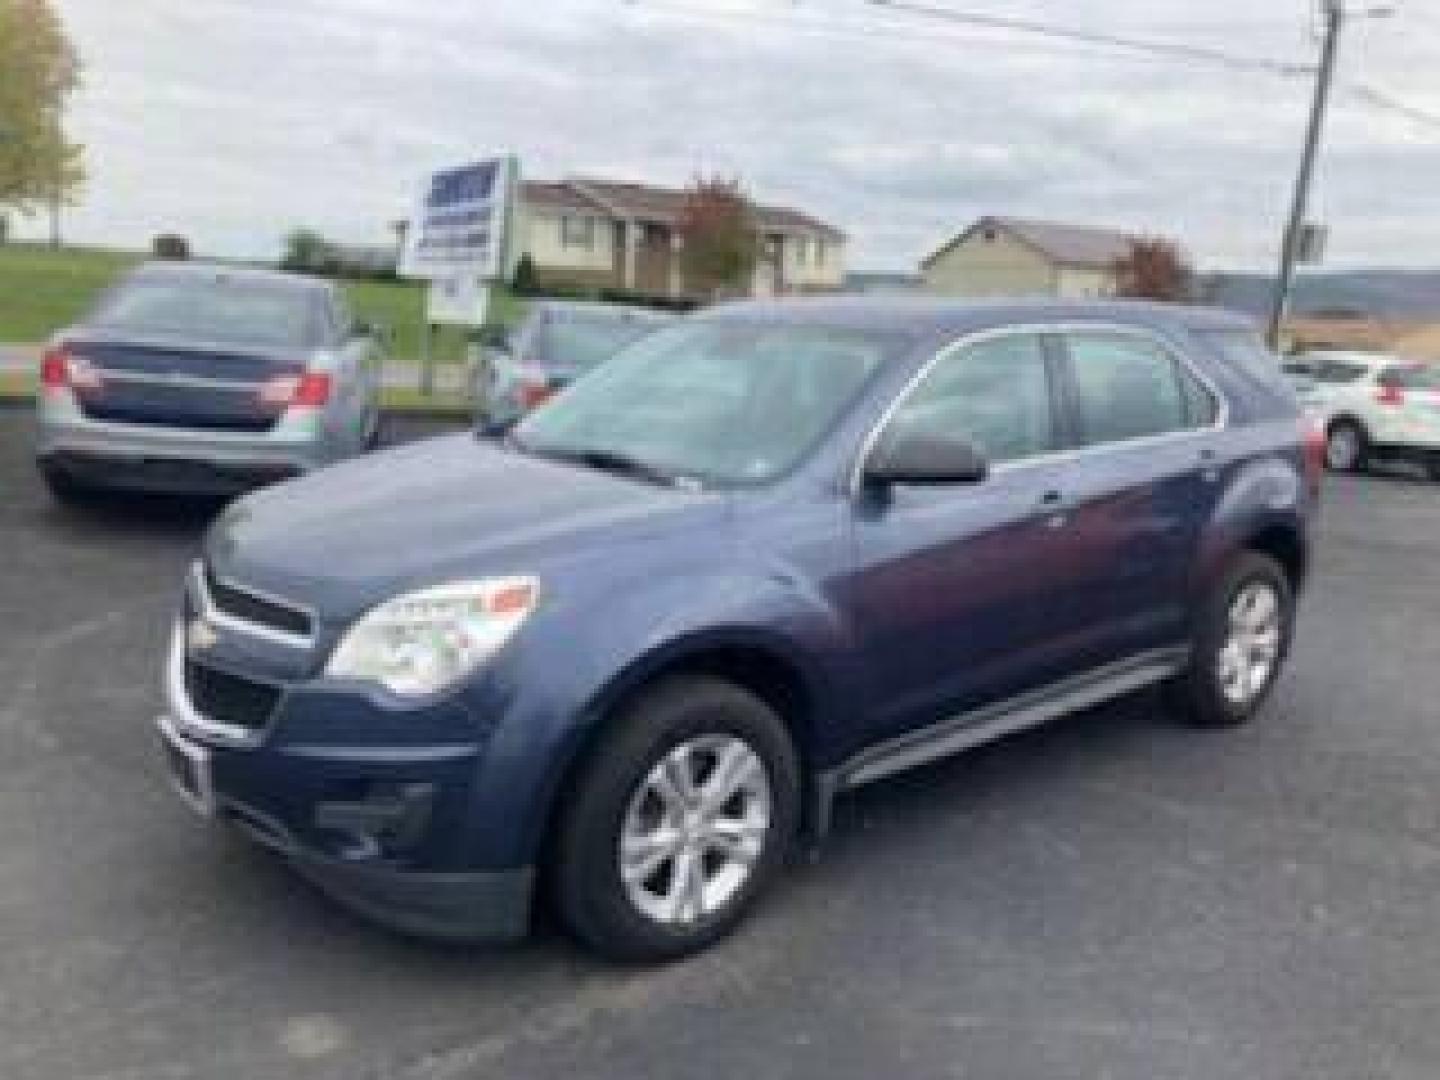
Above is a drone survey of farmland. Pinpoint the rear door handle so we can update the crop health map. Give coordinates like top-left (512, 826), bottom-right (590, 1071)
top-left (1039, 489), bottom-right (1069, 528)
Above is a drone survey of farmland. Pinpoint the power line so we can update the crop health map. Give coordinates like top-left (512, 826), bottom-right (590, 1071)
top-left (1348, 82), bottom-right (1440, 131)
top-left (864, 0), bottom-right (1318, 77)
top-left (623, 1), bottom-right (1315, 76)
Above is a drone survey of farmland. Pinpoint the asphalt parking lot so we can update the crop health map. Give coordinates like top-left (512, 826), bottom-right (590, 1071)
top-left (4, 408), bottom-right (1440, 1080)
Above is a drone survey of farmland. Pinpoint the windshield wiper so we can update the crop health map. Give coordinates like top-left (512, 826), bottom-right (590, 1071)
top-left (569, 449), bottom-right (683, 488)
top-left (509, 438), bottom-right (687, 488)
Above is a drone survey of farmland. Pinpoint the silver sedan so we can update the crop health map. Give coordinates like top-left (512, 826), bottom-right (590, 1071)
top-left (35, 261), bottom-right (383, 502)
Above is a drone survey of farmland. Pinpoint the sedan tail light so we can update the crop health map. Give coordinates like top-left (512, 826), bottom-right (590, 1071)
top-left (257, 371), bottom-right (332, 410)
top-left (518, 380), bottom-right (556, 410)
top-left (1376, 384), bottom-right (1405, 406)
top-left (515, 366), bottom-right (557, 411)
top-left (40, 345), bottom-right (103, 394)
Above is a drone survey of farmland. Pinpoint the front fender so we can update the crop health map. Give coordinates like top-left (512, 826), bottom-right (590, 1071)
top-left (458, 565), bottom-right (858, 869)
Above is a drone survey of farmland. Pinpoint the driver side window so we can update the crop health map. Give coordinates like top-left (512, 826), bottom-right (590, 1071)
top-left (887, 334), bottom-right (1056, 465)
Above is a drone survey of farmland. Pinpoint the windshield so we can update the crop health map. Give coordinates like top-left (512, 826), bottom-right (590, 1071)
top-left (514, 321), bottom-right (901, 485)
top-left (89, 278), bottom-right (322, 349)
top-left (532, 316), bottom-right (660, 372)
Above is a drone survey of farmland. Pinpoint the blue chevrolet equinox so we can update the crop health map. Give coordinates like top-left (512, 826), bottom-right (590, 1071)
top-left (157, 298), bottom-right (1318, 960)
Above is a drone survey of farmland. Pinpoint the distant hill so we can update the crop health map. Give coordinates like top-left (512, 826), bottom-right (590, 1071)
top-left (1204, 271), bottom-right (1440, 321)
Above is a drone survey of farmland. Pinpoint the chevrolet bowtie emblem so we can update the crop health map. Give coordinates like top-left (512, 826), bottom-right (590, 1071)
top-left (186, 617), bottom-right (219, 652)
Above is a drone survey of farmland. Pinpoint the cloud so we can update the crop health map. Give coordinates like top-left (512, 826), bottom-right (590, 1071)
top-left (27, 0), bottom-right (1440, 271)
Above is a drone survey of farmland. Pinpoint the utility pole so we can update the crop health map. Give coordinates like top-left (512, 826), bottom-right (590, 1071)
top-left (1267, 0), bottom-right (1344, 350)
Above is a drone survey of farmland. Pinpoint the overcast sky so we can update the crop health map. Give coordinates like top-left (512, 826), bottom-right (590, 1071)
top-left (19, 0), bottom-right (1440, 272)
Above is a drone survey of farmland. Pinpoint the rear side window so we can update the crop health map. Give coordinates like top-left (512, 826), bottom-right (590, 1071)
top-left (1198, 330), bottom-right (1293, 396)
top-left (1064, 333), bottom-right (1215, 446)
top-left (1313, 359), bottom-right (1372, 384)
top-left (889, 334), bottom-right (1054, 465)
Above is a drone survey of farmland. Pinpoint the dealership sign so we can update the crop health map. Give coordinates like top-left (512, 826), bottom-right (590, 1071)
top-left (400, 156), bottom-right (518, 324)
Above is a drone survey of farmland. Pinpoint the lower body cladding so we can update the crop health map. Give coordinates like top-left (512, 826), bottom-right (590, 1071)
top-left (155, 637), bottom-right (536, 941)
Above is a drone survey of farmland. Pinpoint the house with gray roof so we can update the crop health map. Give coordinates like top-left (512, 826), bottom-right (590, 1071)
top-left (518, 177), bottom-right (846, 300)
top-left (920, 216), bottom-right (1139, 299)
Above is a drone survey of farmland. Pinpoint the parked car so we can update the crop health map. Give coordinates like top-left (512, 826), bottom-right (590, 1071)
top-left (1282, 350), bottom-right (1440, 478)
top-left (472, 300), bottom-right (673, 432)
top-left (156, 298), bottom-right (1316, 961)
top-left (36, 261), bottom-right (384, 502)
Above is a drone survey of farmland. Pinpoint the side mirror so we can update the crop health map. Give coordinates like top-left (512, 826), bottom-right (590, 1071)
top-left (864, 430), bottom-right (989, 487)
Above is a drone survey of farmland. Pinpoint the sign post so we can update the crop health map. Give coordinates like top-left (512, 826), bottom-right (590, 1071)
top-left (398, 156), bottom-right (519, 395)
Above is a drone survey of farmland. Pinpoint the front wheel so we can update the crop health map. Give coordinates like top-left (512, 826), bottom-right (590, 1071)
top-left (551, 677), bottom-right (800, 962)
top-left (1169, 552), bottom-right (1293, 728)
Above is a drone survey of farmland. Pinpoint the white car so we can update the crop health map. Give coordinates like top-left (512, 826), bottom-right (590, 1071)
top-left (1282, 351), bottom-right (1440, 479)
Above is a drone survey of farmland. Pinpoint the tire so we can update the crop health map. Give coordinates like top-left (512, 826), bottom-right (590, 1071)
top-left (551, 676), bottom-right (800, 962)
top-left (1325, 420), bottom-right (1369, 473)
top-left (41, 466), bottom-right (101, 509)
top-left (1168, 552), bottom-right (1293, 728)
top-left (362, 409), bottom-right (384, 452)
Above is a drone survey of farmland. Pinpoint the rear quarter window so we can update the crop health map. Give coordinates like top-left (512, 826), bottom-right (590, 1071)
top-left (1196, 329), bottom-right (1294, 398)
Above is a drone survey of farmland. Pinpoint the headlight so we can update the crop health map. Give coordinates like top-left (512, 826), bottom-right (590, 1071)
top-left (325, 577), bottom-right (538, 696)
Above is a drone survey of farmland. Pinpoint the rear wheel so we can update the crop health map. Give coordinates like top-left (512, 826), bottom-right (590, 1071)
top-left (551, 677), bottom-right (800, 962)
top-left (1169, 552), bottom-right (1293, 728)
top-left (1325, 420), bottom-right (1369, 473)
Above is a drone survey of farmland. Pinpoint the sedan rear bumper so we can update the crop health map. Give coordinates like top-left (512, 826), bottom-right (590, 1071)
top-left (37, 415), bottom-right (326, 492)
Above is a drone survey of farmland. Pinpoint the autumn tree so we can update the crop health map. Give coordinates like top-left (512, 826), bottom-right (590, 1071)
top-left (1111, 237), bottom-right (1194, 302)
top-left (0, 0), bottom-right (85, 239)
top-left (677, 175), bottom-right (758, 299)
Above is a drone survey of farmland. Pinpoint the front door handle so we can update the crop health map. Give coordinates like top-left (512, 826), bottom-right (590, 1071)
top-left (1199, 446), bottom-right (1222, 483)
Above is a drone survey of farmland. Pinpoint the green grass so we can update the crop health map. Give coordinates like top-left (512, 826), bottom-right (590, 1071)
top-left (0, 244), bottom-right (526, 365)
top-left (0, 245), bottom-right (143, 344)
top-left (0, 370), bottom-right (35, 398)
top-left (379, 386), bottom-right (472, 414)
top-left (344, 279), bottom-right (526, 365)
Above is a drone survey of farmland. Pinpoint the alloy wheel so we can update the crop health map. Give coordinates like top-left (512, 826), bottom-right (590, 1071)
top-left (1217, 579), bottom-right (1283, 706)
top-left (618, 735), bottom-right (772, 926)
top-left (1326, 426), bottom-right (1360, 471)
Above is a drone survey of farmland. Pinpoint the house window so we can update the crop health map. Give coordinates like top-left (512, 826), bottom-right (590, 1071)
top-left (814, 240), bottom-right (826, 267)
top-left (561, 215), bottom-right (595, 251)
top-left (795, 237), bottom-right (809, 266)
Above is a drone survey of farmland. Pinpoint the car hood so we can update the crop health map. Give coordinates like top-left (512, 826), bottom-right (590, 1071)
top-left (205, 433), bottom-right (728, 618)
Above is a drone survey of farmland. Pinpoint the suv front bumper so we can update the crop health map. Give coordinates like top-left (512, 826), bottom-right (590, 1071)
top-left (154, 626), bottom-right (535, 941)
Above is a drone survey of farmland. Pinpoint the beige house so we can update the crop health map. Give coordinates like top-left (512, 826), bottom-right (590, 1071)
top-left (920, 216), bottom-right (1137, 299)
top-left (517, 177), bottom-right (846, 300)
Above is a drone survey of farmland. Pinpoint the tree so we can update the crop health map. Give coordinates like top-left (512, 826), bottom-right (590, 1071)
top-left (280, 229), bottom-right (335, 275)
top-left (512, 253), bottom-right (539, 295)
top-left (152, 233), bottom-right (190, 260)
top-left (1111, 237), bottom-right (1194, 302)
top-left (0, 0), bottom-right (86, 227)
top-left (676, 175), bottom-right (758, 299)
